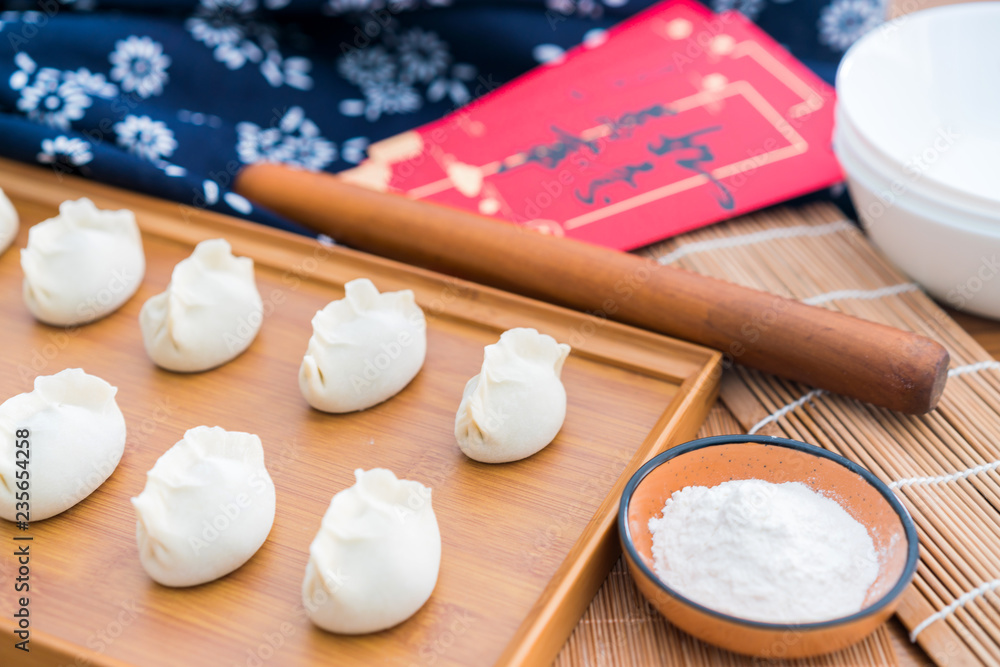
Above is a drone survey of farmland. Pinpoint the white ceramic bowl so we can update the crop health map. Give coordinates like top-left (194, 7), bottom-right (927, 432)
top-left (834, 3), bottom-right (1000, 318)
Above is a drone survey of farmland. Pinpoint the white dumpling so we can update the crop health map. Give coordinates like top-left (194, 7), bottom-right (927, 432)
top-left (132, 426), bottom-right (276, 587)
top-left (0, 369), bottom-right (126, 522)
top-left (299, 278), bottom-right (426, 413)
top-left (21, 198), bottom-right (145, 326)
top-left (303, 468), bottom-right (441, 634)
top-left (0, 187), bottom-right (18, 253)
top-left (140, 238), bottom-right (263, 372)
top-left (455, 328), bottom-right (571, 463)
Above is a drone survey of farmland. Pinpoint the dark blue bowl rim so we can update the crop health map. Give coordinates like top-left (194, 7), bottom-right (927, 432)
top-left (618, 434), bottom-right (920, 630)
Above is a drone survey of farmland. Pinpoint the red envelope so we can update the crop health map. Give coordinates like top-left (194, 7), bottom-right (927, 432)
top-left (346, 0), bottom-right (843, 251)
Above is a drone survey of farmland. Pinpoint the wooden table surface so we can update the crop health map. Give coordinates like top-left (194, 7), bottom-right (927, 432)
top-left (947, 309), bottom-right (1000, 360)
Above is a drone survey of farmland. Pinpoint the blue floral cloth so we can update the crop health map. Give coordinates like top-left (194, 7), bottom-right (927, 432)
top-left (0, 0), bottom-right (884, 234)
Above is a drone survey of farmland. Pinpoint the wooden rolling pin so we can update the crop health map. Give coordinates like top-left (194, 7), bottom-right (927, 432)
top-left (235, 163), bottom-right (949, 414)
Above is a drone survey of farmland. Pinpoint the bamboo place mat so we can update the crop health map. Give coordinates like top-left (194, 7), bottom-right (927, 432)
top-left (557, 201), bottom-right (1000, 666)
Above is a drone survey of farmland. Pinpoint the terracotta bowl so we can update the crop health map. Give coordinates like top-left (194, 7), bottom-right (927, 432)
top-left (618, 435), bottom-right (918, 659)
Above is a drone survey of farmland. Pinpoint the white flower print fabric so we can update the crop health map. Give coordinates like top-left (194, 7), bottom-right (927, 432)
top-left (115, 115), bottom-right (178, 161)
top-left (0, 0), bottom-right (858, 235)
top-left (236, 106), bottom-right (337, 170)
top-left (37, 135), bottom-right (94, 168)
top-left (336, 26), bottom-right (477, 122)
top-left (109, 36), bottom-right (171, 98)
top-left (818, 0), bottom-right (884, 51)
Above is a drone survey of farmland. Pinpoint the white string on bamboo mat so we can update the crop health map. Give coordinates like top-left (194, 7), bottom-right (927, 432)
top-left (885, 361), bottom-right (1000, 490)
top-left (746, 389), bottom-right (827, 435)
top-left (801, 283), bottom-right (920, 306)
top-left (910, 578), bottom-right (1000, 642)
top-left (745, 361), bottom-right (1000, 437)
top-left (948, 360), bottom-right (1000, 377)
top-left (889, 459), bottom-right (1000, 489)
top-left (656, 220), bottom-right (854, 265)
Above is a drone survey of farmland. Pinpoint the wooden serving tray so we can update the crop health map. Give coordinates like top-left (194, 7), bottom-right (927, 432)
top-left (0, 159), bottom-right (720, 667)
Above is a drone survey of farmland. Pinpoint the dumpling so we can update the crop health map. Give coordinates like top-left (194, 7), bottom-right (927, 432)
top-left (21, 197), bottom-right (145, 326)
top-left (299, 278), bottom-right (426, 413)
top-left (0, 369), bottom-right (126, 522)
top-left (132, 426), bottom-right (276, 587)
top-left (0, 187), bottom-right (18, 253)
top-left (303, 468), bottom-right (441, 634)
top-left (455, 328), bottom-right (571, 463)
top-left (140, 238), bottom-right (263, 372)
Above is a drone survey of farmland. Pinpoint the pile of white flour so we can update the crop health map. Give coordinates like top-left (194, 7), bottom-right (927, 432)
top-left (648, 479), bottom-right (879, 623)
